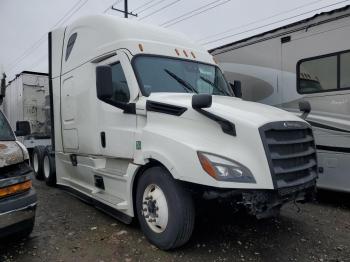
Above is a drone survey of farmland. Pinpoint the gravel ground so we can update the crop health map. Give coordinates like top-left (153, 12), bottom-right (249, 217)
top-left (1, 179), bottom-right (350, 262)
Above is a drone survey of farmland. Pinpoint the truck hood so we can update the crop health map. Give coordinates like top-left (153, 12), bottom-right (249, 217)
top-left (0, 141), bottom-right (25, 168)
top-left (143, 93), bottom-right (303, 127)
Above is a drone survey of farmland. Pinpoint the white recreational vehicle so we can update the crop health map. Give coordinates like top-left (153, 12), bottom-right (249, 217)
top-left (211, 5), bottom-right (350, 193)
top-left (25, 15), bottom-right (319, 250)
top-left (3, 71), bottom-right (52, 180)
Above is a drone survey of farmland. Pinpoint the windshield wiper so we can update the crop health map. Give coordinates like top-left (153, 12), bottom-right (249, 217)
top-left (199, 76), bottom-right (231, 96)
top-left (164, 69), bottom-right (198, 94)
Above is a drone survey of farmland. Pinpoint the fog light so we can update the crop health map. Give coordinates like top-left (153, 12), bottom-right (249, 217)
top-left (0, 180), bottom-right (32, 198)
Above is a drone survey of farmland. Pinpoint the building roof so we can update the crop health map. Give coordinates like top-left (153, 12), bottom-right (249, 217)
top-left (7, 71), bottom-right (48, 86)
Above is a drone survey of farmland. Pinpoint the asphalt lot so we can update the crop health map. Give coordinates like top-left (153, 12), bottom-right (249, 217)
top-left (1, 179), bottom-right (350, 262)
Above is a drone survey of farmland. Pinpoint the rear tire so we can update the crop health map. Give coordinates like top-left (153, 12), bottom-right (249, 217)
top-left (43, 146), bottom-right (56, 187)
top-left (32, 146), bottom-right (45, 180)
top-left (136, 166), bottom-right (195, 250)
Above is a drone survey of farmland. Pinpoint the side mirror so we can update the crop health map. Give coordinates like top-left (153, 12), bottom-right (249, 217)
top-left (15, 121), bottom-right (31, 136)
top-left (230, 81), bottom-right (242, 98)
top-left (96, 65), bottom-right (113, 101)
top-left (299, 101), bottom-right (311, 120)
top-left (192, 94), bottom-right (212, 109)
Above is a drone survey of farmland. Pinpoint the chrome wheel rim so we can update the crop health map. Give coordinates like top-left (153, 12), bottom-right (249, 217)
top-left (33, 153), bottom-right (39, 173)
top-left (43, 156), bottom-right (50, 179)
top-left (142, 184), bottom-right (168, 233)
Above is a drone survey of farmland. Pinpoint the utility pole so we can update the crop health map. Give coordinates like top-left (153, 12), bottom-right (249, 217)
top-left (124, 0), bottom-right (128, 18)
top-left (111, 0), bottom-right (137, 18)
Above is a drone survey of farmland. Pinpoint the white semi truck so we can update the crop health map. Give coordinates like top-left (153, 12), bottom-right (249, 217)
top-left (3, 71), bottom-right (51, 180)
top-left (36, 15), bottom-right (317, 250)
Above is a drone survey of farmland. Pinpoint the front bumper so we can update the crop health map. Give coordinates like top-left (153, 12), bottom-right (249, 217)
top-left (196, 178), bottom-right (317, 218)
top-left (0, 188), bottom-right (37, 234)
top-left (241, 179), bottom-right (316, 218)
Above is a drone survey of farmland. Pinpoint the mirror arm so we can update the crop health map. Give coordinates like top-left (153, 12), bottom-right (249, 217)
top-left (300, 111), bottom-right (310, 120)
top-left (101, 98), bottom-right (136, 114)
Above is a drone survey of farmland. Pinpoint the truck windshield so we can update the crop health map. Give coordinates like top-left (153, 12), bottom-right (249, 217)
top-left (133, 56), bottom-right (233, 96)
top-left (0, 111), bottom-right (15, 141)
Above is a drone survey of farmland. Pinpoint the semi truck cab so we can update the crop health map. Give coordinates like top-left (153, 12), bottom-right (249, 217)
top-left (44, 15), bottom-right (317, 250)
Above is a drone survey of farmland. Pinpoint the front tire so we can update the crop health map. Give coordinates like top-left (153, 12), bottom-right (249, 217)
top-left (43, 147), bottom-right (56, 187)
top-left (17, 218), bottom-right (35, 239)
top-left (136, 166), bottom-right (195, 250)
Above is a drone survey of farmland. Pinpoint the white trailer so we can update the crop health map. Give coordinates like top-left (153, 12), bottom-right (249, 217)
top-left (3, 71), bottom-right (51, 179)
top-left (36, 15), bottom-right (317, 250)
top-left (211, 5), bottom-right (350, 193)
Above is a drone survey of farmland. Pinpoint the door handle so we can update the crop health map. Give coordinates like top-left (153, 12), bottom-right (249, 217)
top-left (100, 132), bottom-right (106, 148)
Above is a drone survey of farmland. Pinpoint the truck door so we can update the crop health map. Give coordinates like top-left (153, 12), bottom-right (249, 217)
top-left (61, 75), bottom-right (79, 152)
top-left (96, 51), bottom-right (137, 159)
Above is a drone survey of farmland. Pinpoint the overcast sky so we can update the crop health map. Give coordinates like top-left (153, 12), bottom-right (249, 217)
top-left (0, 0), bottom-right (349, 79)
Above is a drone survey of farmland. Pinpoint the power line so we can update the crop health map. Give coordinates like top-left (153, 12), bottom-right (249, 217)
top-left (202, 0), bottom-right (350, 45)
top-left (7, 0), bottom-right (86, 71)
top-left (138, 0), bottom-right (181, 21)
top-left (136, 0), bottom-right (168, 14)
top-left (7, 0), bottom-right (89, 73)
top-left (51, 0), bottom-right (88, 28)
top-left (27, 54), bottom-right (48, 71)
top-left (132, 0), bottom-right (159, 12)
top-left (103, 0), bottom-right (123, 13)
top-left (161, 0), bottom-right (231, 28)
top-left (160, 0), bottom-right (228, 26)
top-left (198, 0), bottom-right (327, 42)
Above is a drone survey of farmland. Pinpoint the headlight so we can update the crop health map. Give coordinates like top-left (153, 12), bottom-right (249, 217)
top-left (197, 152), bottom-right (256, 183)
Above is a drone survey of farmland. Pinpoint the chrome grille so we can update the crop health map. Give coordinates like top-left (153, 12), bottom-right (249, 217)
top-left (259, 121), bottom-right (318, 189)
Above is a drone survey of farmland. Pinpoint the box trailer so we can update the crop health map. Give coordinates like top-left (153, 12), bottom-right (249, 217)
top-left (3, 71), bottom-right (51, 179)
top-left (211, 5), bottom-right (350, 193)
top-left (29, 14), bottom-right (318, 250)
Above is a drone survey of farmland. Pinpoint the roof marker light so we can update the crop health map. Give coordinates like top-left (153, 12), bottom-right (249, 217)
top-left (183, 50), bottom-right (188, 57)
top-left (138, 44), bottom-right (144, 52)
top-left (175, 48), bottom-right (180, 56)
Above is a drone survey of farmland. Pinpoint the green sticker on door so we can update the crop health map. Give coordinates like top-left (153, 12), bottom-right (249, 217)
top-left (136, 141), bottom-right (141, 150)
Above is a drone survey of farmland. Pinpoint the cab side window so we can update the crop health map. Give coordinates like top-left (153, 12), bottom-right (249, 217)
top-left (110, 62), bottom-right (130, 103)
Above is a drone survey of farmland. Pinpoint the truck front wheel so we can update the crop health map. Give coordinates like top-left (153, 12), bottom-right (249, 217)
top-left (136, 166), bottom-right (195, 250)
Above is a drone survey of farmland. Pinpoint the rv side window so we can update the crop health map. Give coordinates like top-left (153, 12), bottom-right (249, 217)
top-left (110, 62), bottom-right (130, 103)
top-left (298, 50), bottom-right (350, 94)
top-left (340, 52), bottom-right (350, 89)
top-left (65, 33), bottom-right (77, 61)
top-left (298, 56), bottom-right (337, 93)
